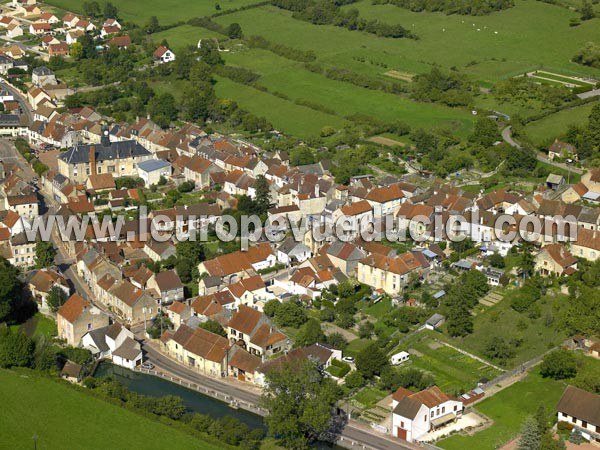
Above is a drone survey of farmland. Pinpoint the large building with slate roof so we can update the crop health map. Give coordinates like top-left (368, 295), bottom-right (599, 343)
top-left (58, 129), bottom-right (153, 183)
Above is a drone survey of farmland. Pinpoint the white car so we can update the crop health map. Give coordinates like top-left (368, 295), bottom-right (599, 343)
top-left (342, 356), bottom-right (354, 363)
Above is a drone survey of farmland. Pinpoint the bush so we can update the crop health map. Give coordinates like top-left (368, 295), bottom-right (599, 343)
top-left (344, 370), bottom-right (365, 389)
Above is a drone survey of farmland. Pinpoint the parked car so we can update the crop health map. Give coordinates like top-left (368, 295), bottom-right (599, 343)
top-left (141, 362), bottom-right (154, 370)
top-left (342, 356), bottom-right (354, 363)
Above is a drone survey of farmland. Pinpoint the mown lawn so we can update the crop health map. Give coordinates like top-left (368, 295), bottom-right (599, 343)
top-left (0, 369), bottom-right (227, 450)
top-left (151, 25), bottom-right (224, 52)
top-left (344, 338), bottom-right (373, 358)
top-left (524, 100), bottom-right (599, 146)
top-left (438, 369), bottom-right (566, 450)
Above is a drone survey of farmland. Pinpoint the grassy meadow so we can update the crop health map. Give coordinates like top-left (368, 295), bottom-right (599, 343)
top-left (438, 368), bottom-right (566, 450)
top-left (0, 369), bottom-right (226, 450)
top-left (44, 0), bottom-right (264, 25)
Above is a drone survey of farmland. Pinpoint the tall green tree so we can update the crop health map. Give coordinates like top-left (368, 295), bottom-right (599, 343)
top-left (295, 319), bottom-right (326, 347)
top-left (46, 286), bottom-right (66, 313)
top-left (261, 359), bottom-right (341, 449)
top-left (355, 342), bottom-right (388, 379)
top-left (517, 417), bottom-right (541, 450)
top-left (0, 257), bottom-right (27, 323)
top-left (0, 328), bottom-right (34, 368)
top-left (35, 241), bottom-right (56, 269)
top-left (540, 349), bottom-right (577, 380)
top-left (227, 23), bottom-right (243, 39)
top-left (254, 175), bottom-right (271, 215)
top-left (103, 1), bottom-right (118, 19)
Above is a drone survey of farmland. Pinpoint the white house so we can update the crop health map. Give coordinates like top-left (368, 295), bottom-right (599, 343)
top-left (556, 386), bottom-right (600, 443)
top-left (81, 322), bottom-right (143, 369)
top-left (137, 159), bottom-right (172, 187)
top-left (276, 237), bottom-right (311, 265)
top-left (153, 45), bottom-right (176, 63)
top-left (392, 386), bottom-right (463, 442)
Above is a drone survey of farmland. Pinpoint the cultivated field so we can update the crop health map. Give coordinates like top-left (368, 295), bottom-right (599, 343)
top-left (0, 369), bottom-right (225, 450)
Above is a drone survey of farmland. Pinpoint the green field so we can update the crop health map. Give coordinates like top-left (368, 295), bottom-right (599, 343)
top-left (524, 101), bottom-right (599, 146)
top-left (45, 0), bottom-right (264, 25)
top-left (0, 369), bottom-right (224, 450)
top-left (443, 291), bottom-right (570, 368)
top-left (438, 368), bottom-right (566, 450)
top-left (214, 75), bottom-right (349, 136)
top-left (400, 332), bottom-right (501, 394)
top-left (214, 2), bottom-right (600, 82)
top-left (151, 25), bottom-right (224, 52)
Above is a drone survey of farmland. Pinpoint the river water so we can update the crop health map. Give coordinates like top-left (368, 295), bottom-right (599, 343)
top-left (95, 363), bottom-right (343, 449)
top-left (95, 363), bottom-right (266, 430)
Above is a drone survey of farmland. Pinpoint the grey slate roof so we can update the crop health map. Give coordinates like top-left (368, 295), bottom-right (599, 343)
top-left (137, 159), bottom-right (171, 172)
top-left (32, 66), bottom-right (53, 76)
top-left (85, 326), bottom-right (110, 353)
top-left (58, 140), bottom-right (151, 165)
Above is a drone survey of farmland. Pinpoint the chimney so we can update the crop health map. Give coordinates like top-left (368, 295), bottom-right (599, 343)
top-left (89, 145), bottom-right (96, 175)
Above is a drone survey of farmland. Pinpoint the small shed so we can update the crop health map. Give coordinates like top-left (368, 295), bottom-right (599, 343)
top-left (425, 313), bottom-right (446, 330)
top-left (60, 360), bottom-right (83, 383)
top-left (546, 173), bottom-right (566, 190)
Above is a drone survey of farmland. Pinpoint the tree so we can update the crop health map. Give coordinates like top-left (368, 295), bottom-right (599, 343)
top-left (254, 175), bottom-right (271, 215)
top-left (489, 252), bottom-right (505, 268)
top-left (344, 370), bottom-right (365, 390)
top-left (83, 1), bottom-right (101, 17)
top-left (199, 319), bottom-right (226, 337)
top-left (446, 301), bottom-right (473, 337)
top-left (274, 301), bottom-right (307, 328)
top-left (35, 240), bottom-right (56, 269)
top-left (263, 299), bottom-right (281, 318)
top-left (355, 342), bottom-right (387, 379)
top-left (176, 240), bottom-right (205, 265)
top-left (540, 349), bottom-right (577, 380)
top-left (519, 243), bottom-right (536, 278)
top-left (103, 1), bottom-right (118, 19)
top-left (70, 41), bottom-right (84, 60)
top-left (0, 257), bottom-right (30, 324)
top-left (358, 321), bottom-right (375, 339)
top-left (483, 336), bottom-right (516, 363)
top-left (146, 16), bottom-right (160, 34)
top-left (295, 319), bottom-right (326, 347)
top-left (227, 23), bottom-right (243, 39)
top-left (326, 332), bottom-right (348, 350)
top-left (46, 286), bottom-right (66, 313)
top-left (261, 359), bottom-right (341, 449)
top-left (0, 328), bottom-right (34, 368)
top-left (580, 0), bottom-right (595, 20)
top-left (518, 417), bottom-right (541, 450)
top-left (148, 92), bottom-right (177, 128)
top-left (471, 117), bottom-right (499, 147)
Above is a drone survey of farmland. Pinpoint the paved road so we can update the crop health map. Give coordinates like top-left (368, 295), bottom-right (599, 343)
top-left (143, 343), bottom-right (413, 450)
top-left (501, 126), bottom-right (583, 174)
top-left (1, 81), bottom-right (33, 123)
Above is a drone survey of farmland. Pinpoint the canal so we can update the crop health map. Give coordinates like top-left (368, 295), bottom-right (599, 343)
top-left (95, 363), bottom-right (265, 430)
top-left (95, 363), bottom-right (344, 449)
